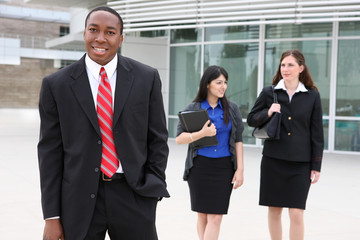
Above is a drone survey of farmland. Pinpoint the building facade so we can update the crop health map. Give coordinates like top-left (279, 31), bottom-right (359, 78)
top-left (163, 20), bottom-right (360, 154)
top-left (2, 0), bottom-right (360, 154)
top-left (0, 0), bottom-right (84, 107)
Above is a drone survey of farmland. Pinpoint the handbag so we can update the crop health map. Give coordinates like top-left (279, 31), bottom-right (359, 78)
top-left (252, 86), bottom-right (281, 140)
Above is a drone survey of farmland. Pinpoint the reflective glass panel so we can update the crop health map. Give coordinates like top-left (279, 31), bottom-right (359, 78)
top-left (139, 30), bottom-right (168, 37)
top-left (204, 43), bottom-right (258, 144)
top-left (205, 25), bottom-right (259, 41)
top-left (242, 123), bottom-right (256, 145)
top-left (336, 40), bottom-right (360, 117)
top-left (204, 42), bottom-right (259, 119)
top-left (323, 119), bottom-right (329, 150)
top-left (169, 45), bottom-right (202, 116)
top-left (264, 41), bottom-right (331, 116)
top-left (168, 118), bottom-right (179, 139)
top-left (335, 120), bottom-right (360, 152)
top-left (339, 21), bottom-right (360, 36)
top-left (266, 23), bottom-right (332, 39)
top-left (170, 28), bottom-right (202, 43)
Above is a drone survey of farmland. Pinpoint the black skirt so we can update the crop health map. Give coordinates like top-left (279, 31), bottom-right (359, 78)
top-left (260, 155), bottom-right (311, 210)
top-left (187, 155), bottom-right (234, 214)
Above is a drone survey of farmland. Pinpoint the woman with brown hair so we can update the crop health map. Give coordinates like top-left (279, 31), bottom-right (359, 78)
top-left (247, 50), bottom-right (324, 240)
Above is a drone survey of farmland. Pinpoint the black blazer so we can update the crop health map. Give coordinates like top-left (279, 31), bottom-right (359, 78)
top-left (247, 85), bottom-right (324, 171)
top-left (38, 54), bottom-right (169, 239)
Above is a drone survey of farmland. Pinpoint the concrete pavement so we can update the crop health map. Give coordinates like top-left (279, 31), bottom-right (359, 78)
top-left (1, 109), bottom-right (359, 239)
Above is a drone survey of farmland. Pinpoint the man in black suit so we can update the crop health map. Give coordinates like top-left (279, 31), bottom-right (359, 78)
top-left (38, 6), bottom-right (169, 240)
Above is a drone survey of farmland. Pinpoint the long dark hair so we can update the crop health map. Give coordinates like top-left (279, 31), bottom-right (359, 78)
top-left (272, 49), bottom-right (318, 91)
top-left (193, 65), bottom-right (230, 125)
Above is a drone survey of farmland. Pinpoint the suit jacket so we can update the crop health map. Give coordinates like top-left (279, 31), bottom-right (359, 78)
top-left (176, 101), bottom-right (244, 180)
top-left (38, 54), bottom-right (169, 239)
top-left (247, 85), bottom-right (324, 171)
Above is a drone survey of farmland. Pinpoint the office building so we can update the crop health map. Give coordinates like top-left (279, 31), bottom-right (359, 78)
top-left (1, 0), bottom-right (359, 153)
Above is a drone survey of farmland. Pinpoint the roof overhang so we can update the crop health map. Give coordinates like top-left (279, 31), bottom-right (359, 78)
top-left (45, 32), bottom-right (85, 51)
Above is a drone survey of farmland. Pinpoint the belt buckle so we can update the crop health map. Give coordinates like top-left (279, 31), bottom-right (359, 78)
top-left (102, 173), bottom-right (112, 182)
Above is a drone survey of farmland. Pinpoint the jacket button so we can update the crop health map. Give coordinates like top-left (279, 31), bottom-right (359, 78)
top-left (98, 140), bottom-right (102, 144)
top-left (288, 117), bottom-right (292, 120)
top-left (90, 194), bottom-right (96, 199)
top-left (288, 132), bottom-right (291, 136)
top-left (95, 168), bottom-right (99, 172)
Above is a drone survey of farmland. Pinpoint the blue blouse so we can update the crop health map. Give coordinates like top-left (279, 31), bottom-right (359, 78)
top-left (197, 99), bottom-right (232, 158)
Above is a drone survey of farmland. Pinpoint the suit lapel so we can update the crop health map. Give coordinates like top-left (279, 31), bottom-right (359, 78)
top-left (70, 56), bottom-right (101, 136)
top-left (113, 56), bottom-right (134, 125)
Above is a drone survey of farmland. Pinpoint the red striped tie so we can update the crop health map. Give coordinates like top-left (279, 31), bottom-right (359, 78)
top-left (97, 67), bottom-right (119, 178)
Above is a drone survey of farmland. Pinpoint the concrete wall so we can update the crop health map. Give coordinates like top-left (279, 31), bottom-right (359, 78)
top-left (121, 36), bottom-right (169, 116)
top-left (0, 18), bottom-right (65, 38)
top-left (0, 58), bottom-right (57, 108)
top-left (0, 18), bottom-right (67, 108)
top-left (0, 18), bottom-right (169, 109)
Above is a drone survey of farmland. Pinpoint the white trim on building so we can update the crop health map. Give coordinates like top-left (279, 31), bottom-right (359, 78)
top-left (108, 0), bottom-right (360, 32)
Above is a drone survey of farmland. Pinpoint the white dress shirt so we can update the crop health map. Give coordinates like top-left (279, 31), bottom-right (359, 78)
top-left (274, 79), bottom-right (308, 102)
top-left (85, 54), bottom-right (123, 173)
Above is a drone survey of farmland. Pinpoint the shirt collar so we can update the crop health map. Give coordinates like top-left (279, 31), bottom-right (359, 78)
top-left (274, 79), bottom-right (308, 93)
top-left (201, 99), bottom-right (223, 109)
top-left (85, 54), bottom-right (118, 81)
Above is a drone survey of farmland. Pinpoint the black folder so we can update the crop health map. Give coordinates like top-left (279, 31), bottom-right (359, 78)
top-left (178, 109), bottom-right (218, 148)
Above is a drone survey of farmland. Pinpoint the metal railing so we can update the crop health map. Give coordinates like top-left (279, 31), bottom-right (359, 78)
top-left (0, 33), bottom-right (83, 51)
top-left (0, 33), bottom-right (50, 49)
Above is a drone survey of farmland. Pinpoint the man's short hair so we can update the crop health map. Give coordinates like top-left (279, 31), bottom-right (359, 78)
top-left (85, 6), bottom-right (124, 35)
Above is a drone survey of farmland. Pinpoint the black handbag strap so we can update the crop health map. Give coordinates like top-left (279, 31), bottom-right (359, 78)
top-left (272, 85), bottom-right (278, 103)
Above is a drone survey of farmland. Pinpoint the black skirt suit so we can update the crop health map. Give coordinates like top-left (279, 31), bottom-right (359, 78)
top-left (247, 85), bottom-right (324, 209)
top-left (177, 101), bottom-right (244, 214)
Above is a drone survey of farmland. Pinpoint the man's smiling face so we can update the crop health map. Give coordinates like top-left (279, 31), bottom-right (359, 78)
top-left (84, 10), bottom-right (123, 66)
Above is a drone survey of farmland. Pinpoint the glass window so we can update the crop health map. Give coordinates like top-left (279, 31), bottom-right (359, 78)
top-left (323, 119), bottom-right (329, 150)
top-left (140, 30), bottom-right (168, 38)
top-left (204, 42), bottom-right (258, 144)
top-left (168, 118), bottom-right (180, 139)
top-left (204, 42), bottom-right (258, 118)
top-left (205, 25), bottom-right (259, 41)
top-left (243, 123), bottom-right (256, 145)
top-left (169, 45), bottom-right (202, 116)
top-left (339, 21), bottom-right (360, 36)
top-left (335, 120), bottom-right (360, 152)
top-left (170, 28), bottom-right (202, 43)
top-left (264, 41), bottom-right (331, 116)
top-left (336, 40), bottom-right (360, 117)
top-left (60, 60), bottom-right (76, 69)
top-left (59, 26), bottom-right (69, 37)
top-left (266, 23), bottom-right (332, 39)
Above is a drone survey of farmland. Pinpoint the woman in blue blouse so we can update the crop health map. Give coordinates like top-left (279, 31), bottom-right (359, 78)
top-left (176, 65), bottom-right (244, 240)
